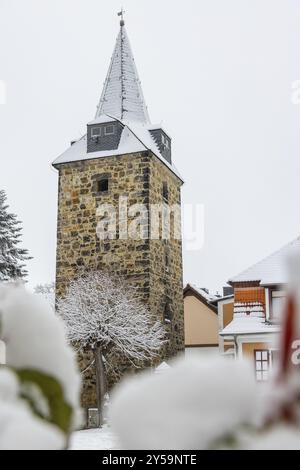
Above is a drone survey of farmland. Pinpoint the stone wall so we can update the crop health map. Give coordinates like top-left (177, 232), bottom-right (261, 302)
top-left (148, 156), bottom-right (185, 356)
top-left (55, 150), bottom-right (184, 409)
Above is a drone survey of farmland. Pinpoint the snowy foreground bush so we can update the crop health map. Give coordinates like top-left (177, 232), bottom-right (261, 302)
top-left (110, 251), bottom-right (300, 450)
top-left (110, 356), bottom-right (300, 450)
top-left (111, 357), bottom-right (258, 449)
top-left (0, 284), bottom-right (80, 450)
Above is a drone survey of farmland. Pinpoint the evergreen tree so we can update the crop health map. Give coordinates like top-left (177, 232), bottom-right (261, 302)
top-left (0, 190), bottom-right (31, 281)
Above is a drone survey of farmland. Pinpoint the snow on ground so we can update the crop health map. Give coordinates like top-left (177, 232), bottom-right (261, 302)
top-left (69, 426), bottom-right (119, 450)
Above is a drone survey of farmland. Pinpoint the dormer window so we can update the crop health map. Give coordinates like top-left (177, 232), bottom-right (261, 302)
top-left (161, 134), bottom-right (170, 149)
top-left (91, 127), bottom-right (101, 138)
top-left (87, 120), bottom-right (122, 153)
top-left (104, 125), bottom-right (115, 135)
top-left (149, 128), bottom-right (172, 164)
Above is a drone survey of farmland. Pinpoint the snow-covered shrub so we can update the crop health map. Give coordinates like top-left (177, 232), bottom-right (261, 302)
top-left (110, 357), bottom-right (259, 449)
top-left (110, 355), bottom-right (300, 450)
top-left (0, 284), bottom-right (81, 449)
top-left (0, 368), bottom-right (65, 450)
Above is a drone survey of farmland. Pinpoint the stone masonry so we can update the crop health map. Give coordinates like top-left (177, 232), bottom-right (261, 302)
top-left (55, 150), bottom-right (184, 409)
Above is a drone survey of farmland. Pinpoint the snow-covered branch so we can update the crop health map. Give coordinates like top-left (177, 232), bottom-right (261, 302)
top-left (34, 282), bottom-right (55, 310)
top-left (57, 271), bottom-right (166, 364)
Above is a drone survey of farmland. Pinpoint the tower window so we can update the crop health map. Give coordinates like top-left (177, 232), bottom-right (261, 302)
top-left (162, 182), bottom-right (169, 202)
top-left (165, 252), bottom-right (170, 273)
top-left (104, 125), bottom-right (115, 135)
top-left (164, 303), bottom-right (172, 323)
top-left (91, 127), bottom-right (101, 137)
top-left (97, 178), bottom-right (108, 193)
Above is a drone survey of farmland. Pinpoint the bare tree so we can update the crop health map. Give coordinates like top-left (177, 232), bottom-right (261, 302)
top-left (57, 271), bottom-right (165, 427)
top-left (34, 282), bottom-right (55, 310)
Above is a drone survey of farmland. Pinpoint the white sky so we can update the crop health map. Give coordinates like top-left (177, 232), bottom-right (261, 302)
top-left (0, 0), bottom-right (300, 294)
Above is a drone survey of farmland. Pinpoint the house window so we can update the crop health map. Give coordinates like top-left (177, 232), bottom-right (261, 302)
top-left (161, 134), bottom-right (169, 149)
top-left (104, 125), bottom-right (115, 135)
top-left (254, 349), bottom-right (269, 381)
top-left (162, 182), bottom-right (169, 202)
top-left (91, 127), bottom-right (101, 137)
top-left (271, 290), bottom-right (286, 320)
top-left (97, 178), bottom-right (108, 193)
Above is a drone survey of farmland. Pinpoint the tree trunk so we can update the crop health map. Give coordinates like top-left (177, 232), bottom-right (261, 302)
top-left (93, 345), bottom-right (106, 427)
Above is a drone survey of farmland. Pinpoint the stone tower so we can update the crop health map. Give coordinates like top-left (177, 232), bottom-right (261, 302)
top-left (53, 17), bottom-right (184, 409)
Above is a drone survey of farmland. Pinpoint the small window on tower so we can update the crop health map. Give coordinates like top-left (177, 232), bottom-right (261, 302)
top-left (91, 127), bottom-right (101, 137)
top-left (164, 303), bottom-right (172, 323)
top-left (165, 252), bottom-right (170, 273)
top-left (162, 182), bottom-right (169, 202)
top-left (97, 178), bottom-right (108, 193)
top-left (104, 125), bottom-right (115, 135)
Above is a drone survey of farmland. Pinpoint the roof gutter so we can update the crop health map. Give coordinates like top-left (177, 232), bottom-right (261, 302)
top-left (220, 329), bottom-right (280, 337)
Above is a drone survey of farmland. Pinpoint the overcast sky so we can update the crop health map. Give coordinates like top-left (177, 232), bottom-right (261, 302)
top-left (1, 0), bottom-right (300, 293)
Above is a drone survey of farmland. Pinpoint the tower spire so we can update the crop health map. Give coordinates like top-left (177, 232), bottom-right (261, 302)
top-left (118, 8), bottom-right (125, 26)
top-left (95, 15), bottom-right (150, 123)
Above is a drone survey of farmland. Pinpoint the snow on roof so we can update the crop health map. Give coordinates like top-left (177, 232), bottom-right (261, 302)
top-left (229, 236), bottom-right (300, 286)
top-left (212, 293), bottom-right (234, 303)
top-left (52, 22), bottom-right (183, 182)
top-left (186, 283), bottom-right (218, 303)
top-left (147, 123), bottom-right (171, 137)
top-left (53, 128), bottom-right (143, 165)
top-left (220, 317), bottom-right (280, 336)
top-left (95, 24), bottom-right (150, 124)
top-left (87, 114), bottom-right (117, 125)
top-left (52, 119), bottom-right (183, 182)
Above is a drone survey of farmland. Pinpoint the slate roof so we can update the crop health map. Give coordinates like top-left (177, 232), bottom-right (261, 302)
top-left (95, 23), bottom-right (150, 123)
top-left (52, 20), bottom-right (183, 182)
top-left (52, 116), bottom-right (183, 182)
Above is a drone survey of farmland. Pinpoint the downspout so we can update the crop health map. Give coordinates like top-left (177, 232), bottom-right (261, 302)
top-left (233, 335), bottom-right (239, 359)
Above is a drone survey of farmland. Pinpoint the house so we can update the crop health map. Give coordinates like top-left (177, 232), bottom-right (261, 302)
top-left (211, 292), bottom-right (234, 357)
top-left (184, 284), bottom-right (220, 356)
top-left (219, 237), bottom-right (300, 380)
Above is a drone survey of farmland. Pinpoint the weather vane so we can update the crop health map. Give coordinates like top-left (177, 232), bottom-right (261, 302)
top-left (118, 8), bottom-right (125, 26)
